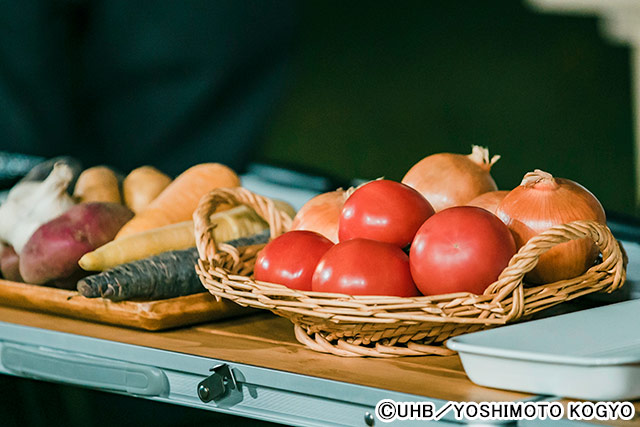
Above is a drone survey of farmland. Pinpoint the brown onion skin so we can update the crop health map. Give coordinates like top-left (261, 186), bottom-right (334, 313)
top-left (291, 189), bottom-right (350, 244)
top-left (402, 147), bottom-right (499, 212)
top-left (466, 191), bottom-right (509, 215)
top-left (496, 171), bottom-right (606, 284)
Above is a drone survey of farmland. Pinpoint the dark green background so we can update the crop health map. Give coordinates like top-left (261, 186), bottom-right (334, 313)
top-left (0, 2), bottom-right (636, 426)
top-left (255, 0), bottom-right (635, 215)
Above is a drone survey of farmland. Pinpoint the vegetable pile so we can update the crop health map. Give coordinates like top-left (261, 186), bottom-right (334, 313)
top-left (0, 145), bottom-right (609, 306)
top-left (256, 145), bottom-right (607, 298)
top-left (0, 159), bottom-right (295, 301)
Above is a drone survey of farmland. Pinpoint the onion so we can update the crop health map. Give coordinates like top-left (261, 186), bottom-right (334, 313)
top-left (402, 145), bottom-right (500, 212)
top-left (496, 169), bottom-right (606, 284)
top-left (466, 190), bottom-right (509, 215)
top-left (290, 188), bottom-right (353, 243)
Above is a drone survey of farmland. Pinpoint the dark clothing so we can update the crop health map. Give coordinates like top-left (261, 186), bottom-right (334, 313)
top-left (0, 0), bottom-right (295, 176)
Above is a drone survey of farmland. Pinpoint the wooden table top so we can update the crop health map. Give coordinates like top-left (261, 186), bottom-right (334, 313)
top-left (3, 304), bottom-right (640, 426)
top-left (0, 305), bottom-right (531, 403)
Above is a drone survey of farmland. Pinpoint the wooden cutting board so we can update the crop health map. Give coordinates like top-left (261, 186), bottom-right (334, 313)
top-left (0, 279), bottom-right (253, 330)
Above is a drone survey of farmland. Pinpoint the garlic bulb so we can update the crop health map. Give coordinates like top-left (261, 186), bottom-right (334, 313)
top-left (0, 163), bottom-right (76, 253)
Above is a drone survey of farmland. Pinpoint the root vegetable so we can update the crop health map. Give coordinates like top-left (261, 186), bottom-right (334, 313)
top-left (19, 202), bottom-right (134, 286)
top-left (0, 245), bottom-right (23, 282)
top-left (115, 163), bottom-right (240, 239)
top-left (402, 145), bottom-right (500, 212)
top-left (496, 169), bottom-right (606, 283)
top-left (291, 189), bottom-right (352, 244)
top-left (77, 231), bottom-right (269, 301)
top-left (466, 190), bottom-right (509, 215)
top-left (73, 166), bottom-right (122, 204)
top-left (79, 204), bottom-right (272, 271)
top-left (123, 166), bottom-right (172, 213)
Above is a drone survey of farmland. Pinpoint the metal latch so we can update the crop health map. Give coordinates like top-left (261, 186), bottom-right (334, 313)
top-left (197, 363), bottom-right (237, 403)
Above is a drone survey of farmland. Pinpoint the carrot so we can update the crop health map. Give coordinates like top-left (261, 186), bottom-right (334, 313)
top-left (77, 231), bottom-right (269, 301)
top-left (123, 166), bottom-right (172, 213)
top-left (79, 204), bottom-right (272, 271)
top-left (73, 166), bottom-right (122, 204)
top-left (115, 163), bottom-right (240, 239)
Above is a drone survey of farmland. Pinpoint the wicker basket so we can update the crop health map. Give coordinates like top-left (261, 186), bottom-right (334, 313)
top-left (194, 187), bottom-right (627, 357)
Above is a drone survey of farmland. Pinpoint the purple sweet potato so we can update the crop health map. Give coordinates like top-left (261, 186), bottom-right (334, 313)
top-left (0, 245), bottom-right (23, 282)
top-left (19, 202), bottom-right (134, 287)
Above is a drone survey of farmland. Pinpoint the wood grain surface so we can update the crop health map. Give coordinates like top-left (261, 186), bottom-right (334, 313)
top-left (1, 294), bottom-right (637, 425)
top-left (0, 303), bottom-right (529, 402)
top-left (0, 279), bottom-right (252, 330)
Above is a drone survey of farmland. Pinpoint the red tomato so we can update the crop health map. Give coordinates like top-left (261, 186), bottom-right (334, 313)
top-left (339, 180), bottom-right (435, 248)
top-left (254, 230), bottom-right (333, 291)
top-left (312, 238), bottom-right (419, 296)
top-left (409, 206), bottom-right (516, 295)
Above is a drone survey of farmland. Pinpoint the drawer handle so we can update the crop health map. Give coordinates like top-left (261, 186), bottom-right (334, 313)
top-left (1, 343), bottom-right (169, 397)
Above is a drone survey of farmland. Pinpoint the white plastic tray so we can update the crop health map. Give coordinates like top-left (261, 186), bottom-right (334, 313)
top-left (447, 299), bottom-right (640, 401)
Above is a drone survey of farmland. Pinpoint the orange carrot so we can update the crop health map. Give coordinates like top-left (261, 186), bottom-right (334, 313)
top-left (115, 163), bottom-right (240, 239)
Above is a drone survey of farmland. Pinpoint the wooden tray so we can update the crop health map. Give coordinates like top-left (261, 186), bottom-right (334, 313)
top-left (0, 279), bottom-right (253, 331)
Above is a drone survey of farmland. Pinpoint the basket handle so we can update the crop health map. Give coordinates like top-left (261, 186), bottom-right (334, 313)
top-left (193, 187), bottom-right (292, 261)
top-left (483, 220), bottom-right (625, 322)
